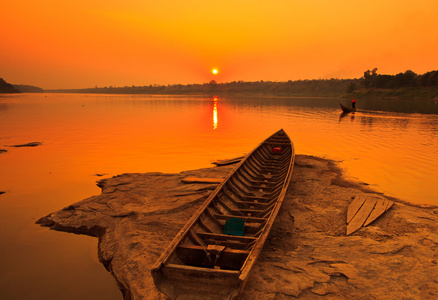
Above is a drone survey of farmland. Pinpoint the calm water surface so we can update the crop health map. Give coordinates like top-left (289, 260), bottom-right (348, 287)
top-left (1, 93), bottom-right (437, 299)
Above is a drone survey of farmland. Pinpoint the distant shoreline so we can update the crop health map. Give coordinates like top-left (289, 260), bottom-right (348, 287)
top-left (347, 87), bottom-right (438, 100)
top-left (44, 86), bottom-right (438, 100)
top-left (44, 79), bottom-right (357, 98)
top-left (4, 77), bottom-right (438, 100)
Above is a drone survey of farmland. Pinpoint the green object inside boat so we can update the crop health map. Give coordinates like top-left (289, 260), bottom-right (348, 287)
top-left (224, 218), bottom-right (245, 236)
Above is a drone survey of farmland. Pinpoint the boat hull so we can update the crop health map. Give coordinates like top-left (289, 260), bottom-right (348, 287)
top-left (151, 129), bottom-right (295, 299)
top-left (154, 265), bottom-right (242, 299)
top-left (340, 101), bottom-right (356, 113)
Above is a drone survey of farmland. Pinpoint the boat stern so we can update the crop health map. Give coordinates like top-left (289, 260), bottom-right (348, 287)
top-left (152, 263), bottom-right (243, 299)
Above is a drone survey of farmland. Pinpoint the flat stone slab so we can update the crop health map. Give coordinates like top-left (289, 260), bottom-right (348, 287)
top-left (37, 155), bottom-right (438, 299)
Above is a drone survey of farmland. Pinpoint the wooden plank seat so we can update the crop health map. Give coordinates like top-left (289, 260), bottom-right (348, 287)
top-left (231, 198), bottom-right (276, 207)
top-left (241, 195), bottom-right (275, 202)
top-left (234, 169), bottom-right (279, 186)
top-left (232, 200), bottom-right (277, 217)
top-left (199, 240), bottom-right (254, 250)
top-left (214, 197), bottom-right (246, 216)
top-left (176, 244), bottom-right (250, 270)
top-left (197, 232), bottom-right (257, 243)
top-left (200, 215), bottom-right (265, 236)
top-left (213, 213), bottom-right (267, 224)
top-left (248, 184), bottom-right (275, 190)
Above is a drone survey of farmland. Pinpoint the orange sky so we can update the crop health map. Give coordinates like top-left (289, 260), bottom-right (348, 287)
top-left (1, 0), bottom-right (438, 89)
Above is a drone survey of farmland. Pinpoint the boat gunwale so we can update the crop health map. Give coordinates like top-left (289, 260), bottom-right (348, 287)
top-left (238, 141), bottom-right (294, 281)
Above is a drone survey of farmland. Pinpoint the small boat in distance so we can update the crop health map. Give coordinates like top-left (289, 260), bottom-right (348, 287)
top-left (340, 101), bottom-right (356, 113)
top-left (151, 129), bottom-right (295, 299)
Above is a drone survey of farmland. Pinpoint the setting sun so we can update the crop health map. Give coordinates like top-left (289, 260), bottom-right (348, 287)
top-left (212, 69), bottom-right (218, 75)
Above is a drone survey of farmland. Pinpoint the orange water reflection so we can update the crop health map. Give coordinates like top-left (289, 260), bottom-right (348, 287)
top-left (1, 94), bottom-right (437, 203)
top-left (213, 96), bottom-right (218, 129)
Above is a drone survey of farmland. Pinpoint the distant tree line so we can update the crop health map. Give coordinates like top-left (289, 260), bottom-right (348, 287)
top-left (4, 68), bottom-right (438, 97)
top-left (361, 68), bottom-right (438, 89)
top-left (12, 84), bottom-right (44, 93)
top-left (51, 78), bottom-right (357, 97)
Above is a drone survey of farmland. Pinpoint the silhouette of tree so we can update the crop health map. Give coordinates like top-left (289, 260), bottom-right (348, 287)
top-left (362, 68), bottom-right (378, 88)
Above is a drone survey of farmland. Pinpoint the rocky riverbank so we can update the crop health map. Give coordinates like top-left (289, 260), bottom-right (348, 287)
top-left (37, 155), bottom-right (438, 299)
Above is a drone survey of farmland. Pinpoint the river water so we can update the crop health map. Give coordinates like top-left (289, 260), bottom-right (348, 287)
top-left (0, 93), bottom-right (437, 299)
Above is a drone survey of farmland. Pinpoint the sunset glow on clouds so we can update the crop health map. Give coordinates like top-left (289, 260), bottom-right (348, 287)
top-left (1, 0), bottom-right (438, 89)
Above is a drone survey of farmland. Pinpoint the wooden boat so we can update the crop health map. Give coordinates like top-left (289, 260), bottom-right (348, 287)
top-left (340, 101), bottom-right (356, 113)
top-left (151, 129), bottom-right (295, 299)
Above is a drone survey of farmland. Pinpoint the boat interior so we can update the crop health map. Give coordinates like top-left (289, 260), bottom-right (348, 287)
top-left (168, 131), bottom-right (293, 270)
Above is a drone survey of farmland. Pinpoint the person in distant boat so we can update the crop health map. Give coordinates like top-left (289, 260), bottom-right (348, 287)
top-left (351, 99), bottom-right (356, 109)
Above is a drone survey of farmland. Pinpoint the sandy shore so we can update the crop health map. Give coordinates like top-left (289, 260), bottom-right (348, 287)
top-left (37, 154), bottom-right (438, 299)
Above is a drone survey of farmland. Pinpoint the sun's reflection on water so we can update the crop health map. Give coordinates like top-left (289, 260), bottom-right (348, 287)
top-left (213, 96), bottom-right (218, 129)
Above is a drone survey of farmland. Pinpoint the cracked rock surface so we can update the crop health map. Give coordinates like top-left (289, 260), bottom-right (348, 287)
top-left (37, 155), bottom-right (438, 299)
